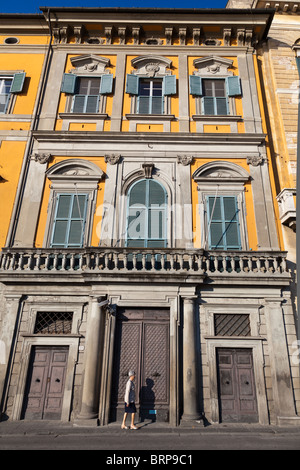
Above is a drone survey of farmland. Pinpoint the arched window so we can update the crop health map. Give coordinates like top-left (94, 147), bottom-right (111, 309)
top-left (126, 179), bottom-right (168, 248)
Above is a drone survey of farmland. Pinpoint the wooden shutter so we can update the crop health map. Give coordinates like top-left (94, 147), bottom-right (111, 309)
top-left (10, 72), bottom-right (26, 93)
top-left (61, 73), bottom-right (78, 94)
top-left (72, 95), bottom-right (86, 113)
top-left (99, 73), bottom-right (113, 94)
top-left (163, 75), bottom-right (176, 96)
top-left (126, 74), bottom-right (139, 95)
top-left (203, 97), bottom-right (215, 115)
top-left (51, 194), bottom-right (88, 248)
top-left (85, 95), bottom-right (99, 113)
top-left (226, 76), bottom-right (241, 97)
top-left (189, 75), bottom-right (203, 96)
top-left (216, 97), bottom-right (228, 115)
top-left (207, 196), bottom-right (241, 250)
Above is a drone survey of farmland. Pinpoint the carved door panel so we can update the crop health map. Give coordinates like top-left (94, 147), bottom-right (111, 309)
top-left (22, 347), bottom-right (68, 420)
top-left (217, 348), bottom-right (258, 423)
top-left (111, 308), bottom-right (169, 422)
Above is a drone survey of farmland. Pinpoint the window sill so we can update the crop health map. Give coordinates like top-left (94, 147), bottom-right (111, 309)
top-left (59, 113), bottom-right (109, 120)
top-left (125, 114), bottom-right (175, 121)
top-left (192, 115), bottom-right (242, 122)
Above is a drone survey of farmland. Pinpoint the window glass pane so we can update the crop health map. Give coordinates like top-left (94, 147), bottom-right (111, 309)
top-left (216, 97), bottom-right (228, 115)
top-left (138, 96), bottom-right (150, 114)
top-left (209, 197), bottom-right (222, 221)
top-left (210, 222), bottom-right (224, 248)
top-left (149, 181), bottom-right (165, 206)
top-left (129, 180), bottom-right (147, 206)
top-left (203, 97), bottom-right (215, 115)
top-left (147, 240), bottom-right (165, 248)
top-left (203, 80), bottom-right (213, 97)
top-left (225, 222), bottom-right (239, 247)
top-left (151, 96), bottom-right (163, 114)
top-left (71, 195), bottom-right (86, 218)
top-left (214, 80), bottom-right (225, 97)
top-left (152, 81), bottom-right (163, 96)
top-left (89, 78), bottom-right (101, 95)
top-left (52, 220), bottom-right (68, 245)
top-left (68, 220), bottom-right (83, 245)
top-left (73, 95), bottom-right (86, 113)
top-left (127, 208), bottom-right (147, 240)
top-left (85, 95), bottom-right (99, 113)
top-left (139, 80), bottom-right (151, 96)
top-left (223, 197), bottom-right (238, 221)
top-left (56, 195), bottom-right (72, 218)
top-left (78, 78), bottom-right (100, 95)
top-left (149, 209), bottom-right (165, 239)
top-left (126, 239), bottom-right (145, 248)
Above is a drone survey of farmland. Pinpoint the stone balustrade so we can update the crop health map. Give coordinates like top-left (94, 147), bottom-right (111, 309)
top-left (0, 247), bottom-right (290, 278)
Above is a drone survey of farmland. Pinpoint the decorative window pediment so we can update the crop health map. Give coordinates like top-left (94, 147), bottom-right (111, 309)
top-left (192, 161), bottom-right (249, 184)
top-left (193, 56), bottom-right (234, 77)
top-left (46, 159), bottom-right (104, 183)
top-left (131, 56), bottom-right (172, 77)
top-left (70, 54), bottom-right (111, 75)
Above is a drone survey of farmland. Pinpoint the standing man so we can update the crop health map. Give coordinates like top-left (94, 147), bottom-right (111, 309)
top-left (121, 370), bottom-right (138, 430)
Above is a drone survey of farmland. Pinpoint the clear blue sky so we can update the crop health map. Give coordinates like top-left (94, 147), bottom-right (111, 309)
top-left (1, 0), bottom-right (228, 14)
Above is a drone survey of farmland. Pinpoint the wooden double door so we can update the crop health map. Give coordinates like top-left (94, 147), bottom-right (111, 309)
top-left (111, 308), bottom-right (170, 422)
top-left (217, 348), bottom-right (258, 423)
top-left (22, 346), bottom-right (68, 420)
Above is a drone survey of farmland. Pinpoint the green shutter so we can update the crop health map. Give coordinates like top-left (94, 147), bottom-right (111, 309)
top-left (85, 95), bottom-right (99, 113)
top-left (216, 97), bottom-right (228, 115)
top-left (226, 76), bottom-right (241, 97)
top-left (203, 97), bottom-right (215, 115)
top-left (99, 73), bottom-right (113, 94)
top-left (126, 74), bottom-right (139, 95)
top-left (61, 73), bottom-right (78, 94)
top-left (207, 196), bottom-right (241, 250)
top-left (189, 75), bottom-right (203, 96)
top-left (51, 194), bottom-right (88, 248)
top-left (163, 75), bottom-right (176, 96)
top-left (10, 72), bottom-right (26, 93)
top-left (126, 179), bottom-right (167, 248)
top-left (72, 95), bottom-right (86, 113)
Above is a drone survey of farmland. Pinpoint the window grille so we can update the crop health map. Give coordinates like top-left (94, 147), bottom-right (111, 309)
top-left (214, 314), bottom-right (250, 337)
top-left (34, 311), bottom-right (73, 335)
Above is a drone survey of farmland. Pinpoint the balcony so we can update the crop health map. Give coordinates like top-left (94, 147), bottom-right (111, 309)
top-left (0, 247), bottom-right (291, 286)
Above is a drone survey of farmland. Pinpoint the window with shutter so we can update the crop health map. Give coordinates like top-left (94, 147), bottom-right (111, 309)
top-left (201, 79), bottom-right (229, 116)
top-left (0, 77), bottom-right (13, 113)
top-left (50, 193), bottom-right (88, 248)
top-left (126, 179), bottom-right (167, 248)
top-left (137, 79), bottom-right (163, 114)
top-left (70, 77), bottom-right (101, 113)
top-left (207, 195), bottom-right (241, 250)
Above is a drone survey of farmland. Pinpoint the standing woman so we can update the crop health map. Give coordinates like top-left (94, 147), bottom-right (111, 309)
top-left (121, 370), bottom-right (138, 430)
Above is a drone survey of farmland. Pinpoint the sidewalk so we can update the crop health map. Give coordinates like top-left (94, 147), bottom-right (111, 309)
top-left (1, 418), bottom-right (300, 436)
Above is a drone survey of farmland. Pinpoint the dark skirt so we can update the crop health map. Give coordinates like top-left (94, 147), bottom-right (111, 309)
top-left (125, 402), bottom-right (136, 413)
